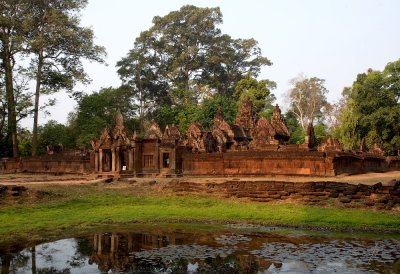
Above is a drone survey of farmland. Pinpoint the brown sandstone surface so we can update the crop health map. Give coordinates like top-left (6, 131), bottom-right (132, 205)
top-left (1, 171), bottom-right (400, 186)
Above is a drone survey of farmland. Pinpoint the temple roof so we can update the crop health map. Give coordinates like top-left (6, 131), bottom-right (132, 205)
top-left (145, 121), bottom-right (162, 139)
top-left (270, 104), bottom-right (290, 139)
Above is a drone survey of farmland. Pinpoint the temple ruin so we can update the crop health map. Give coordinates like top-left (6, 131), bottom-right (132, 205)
top-left (86, 99), bottom-right (400, 177)
top-left (2, 99), bottom-right (400, 176)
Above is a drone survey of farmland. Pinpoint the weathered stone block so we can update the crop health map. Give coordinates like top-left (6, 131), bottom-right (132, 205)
top-left (0, 186), bottom-right (7, 195)
top-left (389, 189), bottom-right (400, 196)
top-left (304, 197), bottom-right (321, 203)
top-left (372, 182), bottom-right (383, 190)
top-left (364, 200), bottom-right (375, 206)
top-left (376, 196), bottom-right (390, 204)
top-left (301, 191), bottom-right (327, 197)
top-left (328, 192), bottom-right (339, 198)
top-left (339, 197), bottom-right (352, 203)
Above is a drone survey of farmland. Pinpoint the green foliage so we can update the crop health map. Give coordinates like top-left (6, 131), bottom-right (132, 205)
top-left (153, 95), bottom-right (238, 133)
top-left (288, 75), bottom-right (329, 129)
top-left (18, 128), bottom-right (32, 156)
top-left (285, 112), bottom-right (304, 144)
top-left (314, 123), bottom-right (328, 144)
top-left (337, 60), bottom-right (400, 155)
top-left (233, 74), bottom-right (276, 113)
top-left (117, 5), bottom-right (270, 122)
top-left (27, 0), bottom-right (106, 155)
top-left (196, 95), bottom-right (238, 130)
top-left (0, 184), bottom-right (399, 240)
top-left (36, 120), bottom-right (74, 155)
top-left (71, 87), bottom-right (136, 148)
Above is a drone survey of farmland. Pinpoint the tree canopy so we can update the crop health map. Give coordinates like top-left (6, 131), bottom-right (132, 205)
top-left (337, 60), bottom-right (400, 155)
top-left (117, 5), bottom-right (271, 125)
top-left (0, 0), bottom-right (105, 157)
top-left (287, 75), bottom-right (329, 130)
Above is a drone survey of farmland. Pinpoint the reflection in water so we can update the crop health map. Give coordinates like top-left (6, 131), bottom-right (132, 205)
top-left (0, 226), bottom-right (400, 273)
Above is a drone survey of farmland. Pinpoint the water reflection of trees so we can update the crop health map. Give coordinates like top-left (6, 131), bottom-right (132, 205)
top-left (87, 232), bottom-right (265, 273)
top-left (0, 245), bottom-right (71, 274)
top-left (1, 230), bottom-right (400, 273)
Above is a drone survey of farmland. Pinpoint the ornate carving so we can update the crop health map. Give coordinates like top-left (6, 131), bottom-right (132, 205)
top-left (162, 124), bottom-right (181, 140)
top-left (249, 117), bottom-right (277, 149)
top-left (212, 107), bottom-right (235, 151)
top-left (368, 143), bottom-right (384, 156)
top-left (270, 105), bottom-right (290, 143)
top-left (317, 136), bottom-right (343, 152)
top-left (112, 111), bottom-right (128, 144)
top-left (145, 121), bottom-right (162, 139)
top-left (162, 124), bottom-right (181, 146)
top-left (186, 122), bottom-right (205, 152)
top-left (235, 97), bottom-right (256, 136)
top-left (98, 128), bottom-right (112, 149)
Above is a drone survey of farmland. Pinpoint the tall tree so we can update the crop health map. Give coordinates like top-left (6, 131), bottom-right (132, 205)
top-left (117, 5), bottom-right (270, 121)
top-left (71, 87), bottom-right (137, 148)
top-left (0, 0), bottom-right (30, 157)
top-left (337, 61), bottom-right (400, 154)
top-left (233, 74), bottom-right (276, 113)
top-left (288, 75), bottom-right (329, 129)
top-left (203, 35), bottom-right (271, 96)
top-left (28, 0), bottom-right (106, 156)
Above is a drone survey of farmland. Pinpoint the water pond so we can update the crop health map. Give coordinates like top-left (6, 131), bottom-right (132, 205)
top-left (0, 224), bottom-right (399, 273)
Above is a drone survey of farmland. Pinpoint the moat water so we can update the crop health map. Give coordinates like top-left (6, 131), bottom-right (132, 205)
top-left (0, 224), bottom-right (399, 274)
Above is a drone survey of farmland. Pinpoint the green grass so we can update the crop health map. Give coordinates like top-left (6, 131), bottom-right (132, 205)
top-left (1, 186), bottom-right (400, 243)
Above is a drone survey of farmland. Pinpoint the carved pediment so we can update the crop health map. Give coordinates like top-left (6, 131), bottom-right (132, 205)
top-left (112, 111), bottom-right (129, 145)
top-left (162, 124), bottom-right (181, 140)
top-left (317, 136), bottom-right (343, 152)
top-left (368, 143), bottom-right (384, 156)
top-left (235, 96), bottom-right (256, 135)
top-left (92, 127), bottom-right (114, 150)
top-left (162, 124), bottom-right (181, 146)
top-left (249, 117), bottom-right (277, 149)
top-left (185, 123), bottom-right (204, 152)
top-left (212, 108), bottom-right (234, 140)
top-left (270, 104), bottom-right (290, 140)
top-left (145, 121), bottom-right (162, 139)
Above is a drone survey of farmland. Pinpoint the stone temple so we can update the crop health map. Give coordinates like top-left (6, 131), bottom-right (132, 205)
top-left (2, 98), bottom-right (399, 176)
top-left (88, 98), bottom-right (400, 177)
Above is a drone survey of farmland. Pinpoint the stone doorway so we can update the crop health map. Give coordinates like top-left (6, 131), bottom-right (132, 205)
top-left (119, 149), bottom-right (128, 172)
top-left (162, 153), bottom-right (170, 169)
top-left (102, 149), bottom-right (112, 172)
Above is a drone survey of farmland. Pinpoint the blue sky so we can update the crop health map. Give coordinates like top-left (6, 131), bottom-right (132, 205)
top-left (32, 0), bottom-right (400, 127)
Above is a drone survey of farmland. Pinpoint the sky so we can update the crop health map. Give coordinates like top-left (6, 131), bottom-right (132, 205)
top-left (24, 0), bottom-right (400, 128)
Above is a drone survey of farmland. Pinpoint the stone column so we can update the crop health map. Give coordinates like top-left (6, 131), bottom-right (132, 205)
top-left (111, 148), bottom-right (116, 172)
top-left (97, 234), bottom-right (102, 255)
top-left (155, 142), bottom-right (160, 171)
top-left (99, 149), bottom-right (103, 172)
top-left (111, 234), bottom-right (118, 253)
top-left (116, 147), bottom-right (120, 172)
top-left (94, 151), bottom-right (99, 172)
top-left (128, 148), bottom-right (133, 172)
top-left (133, 146), bottom-right (138, 173)
top-left (94, 234), bottom-right (98, 250)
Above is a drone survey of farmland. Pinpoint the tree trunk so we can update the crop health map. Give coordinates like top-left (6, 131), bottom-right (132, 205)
top-left (1, 252), bottom-right (11, 274)
top-left (1, 34), bottom-right (19, 157)
top-left (31, 51), bottom-right (44, 156)
top-left (31, 246), bottom-right (37, 274)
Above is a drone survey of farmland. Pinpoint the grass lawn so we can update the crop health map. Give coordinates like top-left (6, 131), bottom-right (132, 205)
top-left (1, 183), bottom-right (399, 243)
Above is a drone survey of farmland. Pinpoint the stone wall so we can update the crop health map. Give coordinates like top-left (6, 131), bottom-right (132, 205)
top-left (1, 155), bottom-right (92, 174)
top-left (181, 151), bottom-right (393, 177)
top-left (168, 180), bottom-right (400, 209)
